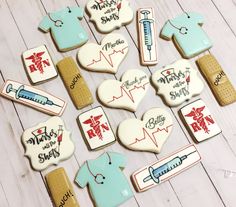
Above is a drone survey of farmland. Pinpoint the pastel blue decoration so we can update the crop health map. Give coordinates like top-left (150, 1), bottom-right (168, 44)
top-left (39, 6), bottom-right (88, 51)
top-left (161, 12), bottom-right (212, 58)
top-left (75, 152), bottom-right (133, 207)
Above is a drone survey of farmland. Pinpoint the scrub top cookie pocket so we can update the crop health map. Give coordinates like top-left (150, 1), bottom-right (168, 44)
top-left (161, 12), bottom-right (212, 58)
top-left (39, 6), bottom-right (88, 51)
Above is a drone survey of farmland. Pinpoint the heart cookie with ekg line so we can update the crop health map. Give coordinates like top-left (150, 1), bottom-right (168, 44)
top-left (78, 33), bottom-right (128, 74)
top-left (97, 69), bottom-right (150, 112)
top-left (118, 108), bottom-right (173, 153)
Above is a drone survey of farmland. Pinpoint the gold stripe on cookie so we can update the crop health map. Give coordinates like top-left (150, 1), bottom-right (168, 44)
top-left (46, 168), bottom-right (80, 207)
top-left (57, 57), bottom-right (93, 109)
top-left (197, 54), bottom-right (236, 106)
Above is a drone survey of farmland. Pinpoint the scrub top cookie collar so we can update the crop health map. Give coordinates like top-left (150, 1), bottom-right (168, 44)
top-left (48, 6), bottom-right (72, 27)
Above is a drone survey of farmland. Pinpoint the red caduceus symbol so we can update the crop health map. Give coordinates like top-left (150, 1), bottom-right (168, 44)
top-left (26, 52), bottom-right (45, 74)
top-left (83, 115), bottom-right (103, 140)
top-left (185, 106), bottom-right (209, 133)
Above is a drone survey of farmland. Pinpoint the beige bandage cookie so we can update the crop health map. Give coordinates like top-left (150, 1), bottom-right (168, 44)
top-left (46, 168), bottom-right (79, 207)
top-left (57, 57), bottom-right (93, 109)
top-left (197, 54), bottom-right (236, 106)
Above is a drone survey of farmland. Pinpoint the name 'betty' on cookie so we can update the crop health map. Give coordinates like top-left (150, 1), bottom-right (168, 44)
top-left (152, 59), bottom-right (204, 107)
top-left (97, 69), bottom-right (150, 112)
top-left (86, 0), bottom-right (134, 33)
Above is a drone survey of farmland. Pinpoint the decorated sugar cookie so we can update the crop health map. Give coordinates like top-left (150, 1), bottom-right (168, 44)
top-left (118, 108), bottom-right (173, 153)
top-left (22, 117), bottom-right (75, 171)
top-left (78, 106), bottom-right (116, 150)
top-left (180, 99), bottom-right (221, 142)
top-left (39, 6), bottom-right (88, 51)
top-left (86, 0), bottom-right (134, 33)
top-left (22, 45), bottom-right (57, 84)
top-left (97, 69), bottom-right (149, 112)
top-left (137, 8), bottom-right (158, 65)
top-left (78, 33), bottom-right (128, 73)
top-left (132, 144), bottom-right (201, 192)
top-left (161, 12), bottom-right (212, 58)
top-left (0, 80), bottom-right (66, 116)
top-left (152, 59), bottom-right (204, 107)
top-left (75, 152), bottom-right (133, 207)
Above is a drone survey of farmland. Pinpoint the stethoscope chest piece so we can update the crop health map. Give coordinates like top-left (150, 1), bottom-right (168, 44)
top-left (95, 173), bottom-right (105, 184)
top-left (179, 26), bottom-right (188, 35)
top-left (55, 20), bottom-right (63, 27)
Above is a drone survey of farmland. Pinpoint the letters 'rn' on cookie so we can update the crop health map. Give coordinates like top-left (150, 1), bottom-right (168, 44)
top-left (57, 57), bottom-right (93, 109)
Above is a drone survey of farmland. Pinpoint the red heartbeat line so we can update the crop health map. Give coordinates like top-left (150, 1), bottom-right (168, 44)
top-left (107, 82), bottom-right (149, 103)
top-left (87, 46), bottom-right (128, 68)
top-left (129, 124), bottom-right (173, 147)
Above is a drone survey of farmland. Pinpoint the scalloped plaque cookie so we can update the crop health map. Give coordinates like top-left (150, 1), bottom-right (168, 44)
top-left (118, 108), bottom-right (173, 153)
top-left (22, 117), bottom-right (74, 171)
top-left (152, 59), bottom-right (204, 106)
top-left (78, 33), bottom-right (128, 73)
top-left (86, 0), bottom-right (134, 33)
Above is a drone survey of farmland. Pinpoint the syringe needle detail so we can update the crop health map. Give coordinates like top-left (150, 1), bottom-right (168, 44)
top-left (138, 8), bottom-right (157, 65)
top-left (132, 145), bottom-right (201, 192)
top-left (1, 80), bottom-right (66, 116)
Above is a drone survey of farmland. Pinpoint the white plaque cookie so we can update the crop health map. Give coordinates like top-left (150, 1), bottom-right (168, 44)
top-left (78, 106), bottom-right (116, 150)
top-left (180, 99), bottom-right (221, 142)
top-left (78, 33), bottom-right (128, 73)
top-left (97, 69), bottom-right (149, 112)
top-left (86, 0), bottom-right (134, 33)
top-left (0, 80), bottom-right (66, 116)
top-left (132, 144), bottom-right (201, 192)
top-left (118, 108), bottom-right (173, 153)
top-left (152, 59), bottom-right (204, 106)
top-left (22, 117), bottom-right (75, 171)
top-left (22, 45), bottom-right (57, 84)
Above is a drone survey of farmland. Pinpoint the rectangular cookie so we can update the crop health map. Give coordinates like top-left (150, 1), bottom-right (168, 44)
top-left (57, 57), bottom-right (93, 109)
top-left (132, 144), bottom-right (201, 192)
top-left (46, 168), bottom-right (79, 207)
top-left (179, 99), bottom-right (221, 142)
top-left (0, 80), bottom-right (66, 116)
top-left (197, 54), bottom-right (236, 106)
top-left (137, 8), bottom-right (158, 65)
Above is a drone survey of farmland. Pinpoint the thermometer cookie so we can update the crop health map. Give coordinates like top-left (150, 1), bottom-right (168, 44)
top-left (132, 144), bottom-right (201, 192)
top-left (0, 80), bottom-right (66, 116)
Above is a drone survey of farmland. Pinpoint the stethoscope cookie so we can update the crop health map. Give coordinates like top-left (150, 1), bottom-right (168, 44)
top-left (179, 99), bottom-right (221, 142)
top-left (97, 69), bottom-right (150, 112)
top-left (78, 106), bottom-right (116, 150)
top-left (0, 80), bottom-right (66, 116)
top-left (151, 59), bottom-right (204, 107)
top-left (78, 33), bottom-right (128, 74)
top-left (118, 108), bottom-right (173, 153)
top-left (39, 6), bottom-right (88, 51)
top-left (132, 144), bottom-right (201, 192)
top-left (86, 0), bottom-right (134, 33)
top-left (137, 8), bottom-right (158, 65)
top-left (22, 117), bottom-right (75, 171)
top-left (161, 12), bottom-right (212, 58)
top-left (22, 45), bottom-right (58, 84)
top-left (75, 152), bottom-right (133, 207)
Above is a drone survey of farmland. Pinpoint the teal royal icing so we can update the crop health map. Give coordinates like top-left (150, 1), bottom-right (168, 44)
top-left (161, 12), bottom-right (212, 58)
top-left (75, 152), bottom-right (133, 207)
top-left (39, 6), bottom-right (88, 51)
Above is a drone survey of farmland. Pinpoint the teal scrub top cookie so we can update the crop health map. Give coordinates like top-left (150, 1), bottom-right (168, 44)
top-left (75, 152), bottom-right (133, 207)
top-left (39, 6), bottom-right (88, 52)
top-left (161, 12), bottom-right (212, 58)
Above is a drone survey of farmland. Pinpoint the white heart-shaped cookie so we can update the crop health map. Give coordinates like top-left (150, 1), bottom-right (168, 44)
top-left (78, 33), bottom-right (128, 73)
top-left (152, 59), bottom-right (204, 106)
top-left (118, 108), bottom-right (173, 153)
top-left (97, 69), bottom-right (149, 111)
